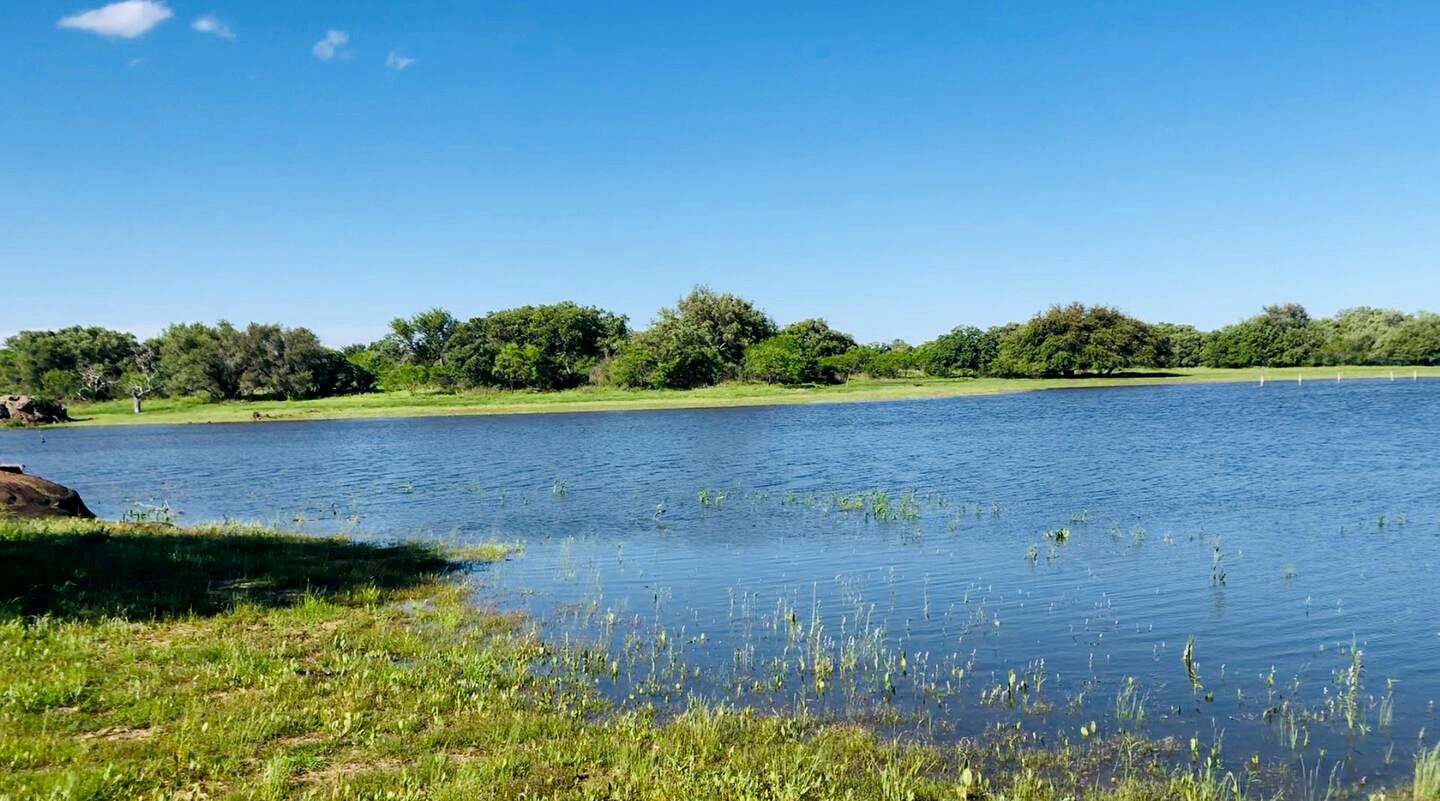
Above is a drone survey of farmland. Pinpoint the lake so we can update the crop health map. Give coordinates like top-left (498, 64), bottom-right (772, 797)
top-left (5, 379), bottom-right (1438, 791)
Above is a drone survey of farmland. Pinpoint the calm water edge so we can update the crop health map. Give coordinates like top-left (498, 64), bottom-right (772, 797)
top-left (6, 380), bottom-right (1439, 790)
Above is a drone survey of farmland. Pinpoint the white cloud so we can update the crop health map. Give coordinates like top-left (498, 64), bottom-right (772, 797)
top-left (191, 14), bottom-right (235, 40)
top-left (385, 50), bottom-right (416, 71)
top-left (312, 29), bottom-right (349, 61)
top-left (58, 1), bottom-right (172, 39)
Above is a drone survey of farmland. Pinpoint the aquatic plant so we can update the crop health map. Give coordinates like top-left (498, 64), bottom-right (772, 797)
top-left (1416, 741), bottom-right (1440, 801)
top-left (1183, 635), bottom-right (1204, 697)
top-left (1115, 676), bottom-right (1148, 730)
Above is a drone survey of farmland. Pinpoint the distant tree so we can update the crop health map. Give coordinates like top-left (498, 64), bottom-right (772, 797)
top-left (447, 302), bottom-right (628, 390)
top-left (659, 287), bottom-right (776, 373)
top-left (1203, 304), bottom-right (1327, 368)
top-left (607, 321), bottom-right (724, 389)
top-left (490, 342), bottom-right (542, 389)
top-left (742, 335), bottom-right (812, 385)
top-left (40, 369), bottom-right (81, 400)
top-left (234, 324), bottom-right (356, 400)
top-left (122, 342), bottom-right (161, 413)
top-left (1389, 312), bottom-right (1440, 365)
top-left (0, 326), bottom-right (139, 399)
top-left (740, 319), bottom-right (858, 385)
top-left (919, 326), bottom-right (1001, 377)
top-left (152, 322), bottom-right (244, 400)
top-left (1320, 307), bottom-right (1408, 365)
top-left (1149, 323), bottom-right (1210, 368)
top-left (778, 319), bottom-right (856, 361)
top-left (992, 303), bottom-right (1155, 377)
top-left (387, 308), bottom-right (458, 367)
top-left (844, 342), bottom-right (921, 379)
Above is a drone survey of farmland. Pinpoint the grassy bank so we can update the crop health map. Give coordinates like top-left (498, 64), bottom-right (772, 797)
top-left (9, 518), bottom-right (1432, 800)
top-left (48, 365), bottom-right (1440, 428)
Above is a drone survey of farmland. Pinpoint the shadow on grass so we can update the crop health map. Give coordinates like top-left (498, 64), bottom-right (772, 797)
top-left (0, 519), bottom-right (457, 621)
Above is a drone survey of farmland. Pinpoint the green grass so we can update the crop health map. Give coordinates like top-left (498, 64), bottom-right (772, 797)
top-left (1417, 742), bottom-right (1440, 801)
top-left (53, 366), bottom-right (1440, 428)
top-left (0, 517), bottom-right (1427, 799)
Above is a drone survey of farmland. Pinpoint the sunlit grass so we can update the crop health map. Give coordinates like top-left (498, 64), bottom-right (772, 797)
top-left (4, 515), bottom-right (1400, 799)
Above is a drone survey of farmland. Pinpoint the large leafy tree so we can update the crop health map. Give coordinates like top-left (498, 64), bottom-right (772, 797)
top-left (743, 319), bottom-right (859, 385)
top-left (1148, 323), bottom-right (1210, 368)
top-left (447, 302), bottom-right (628, 390)
top-left (1389, 312), bottom-right (1440, 365)
top-left (993, 303), bottom-right (1155, 377)
top-left (152, 321), bottom-right (244, 400)
top-left (1203, 304), bottom-right (1328, 368)
top-left (659, 287), bottom-right (776, 372)
top-left (919, 326), bottom-right (1001, 377)
top-left (386, 308), bottom-right (458, 367)
top-left (608, 321), bottom-right (725, 389)
top-left (1320, 307), bottom-right (1408, 365)
top-left (0, 326), bottom-right (139, 399)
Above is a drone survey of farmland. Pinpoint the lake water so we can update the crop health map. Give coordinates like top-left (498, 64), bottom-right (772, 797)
top-left (5, 380), bottom-right (1439, 791)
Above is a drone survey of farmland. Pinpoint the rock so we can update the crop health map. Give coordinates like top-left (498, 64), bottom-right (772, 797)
top-left (0, 468), bottom-right (95, 519)
top-left (1, 395), bottom-right (71, 424)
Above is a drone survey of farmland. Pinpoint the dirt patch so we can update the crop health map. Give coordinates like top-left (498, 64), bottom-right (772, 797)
top-left (78, 725), bottom-right (157, 742)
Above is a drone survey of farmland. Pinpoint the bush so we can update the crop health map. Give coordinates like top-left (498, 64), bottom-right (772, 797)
top-left (742, 336), bottom-right (812, 385)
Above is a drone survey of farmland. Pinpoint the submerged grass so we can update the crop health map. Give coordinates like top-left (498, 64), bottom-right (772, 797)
top-left (1, 517), bottom-right (1429, 800)
top-left (50, 366), bottom-right (1440, 428)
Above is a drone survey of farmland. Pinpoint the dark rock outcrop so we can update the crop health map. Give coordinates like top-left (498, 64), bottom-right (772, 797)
top-left (0, 395), bottom-right (71, 424)
top-left (0, 467), bottom-right (95, 518)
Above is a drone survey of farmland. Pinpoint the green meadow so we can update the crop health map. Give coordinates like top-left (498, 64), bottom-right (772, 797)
top-left (53, 366), bottom-right (1440, 428)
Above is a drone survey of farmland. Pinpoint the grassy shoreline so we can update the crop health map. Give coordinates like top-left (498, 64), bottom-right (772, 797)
top-left (7, 517), bottom-right (1428, 800)
top-left (43, 365), bottom-right (1440, 429)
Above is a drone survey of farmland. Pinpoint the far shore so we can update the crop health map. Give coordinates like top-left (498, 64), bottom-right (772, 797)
top-left (24, 365), bottom-right (1440, 430)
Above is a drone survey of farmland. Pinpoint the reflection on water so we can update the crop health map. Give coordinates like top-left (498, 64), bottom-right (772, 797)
top-left (6, 380), bottom-right (1439, 790)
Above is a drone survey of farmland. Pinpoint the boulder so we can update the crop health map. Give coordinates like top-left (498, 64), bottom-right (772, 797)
top-left (0, 467), bottom-right (95, 518)
top-left (0, 395), bottom-right (70, 424)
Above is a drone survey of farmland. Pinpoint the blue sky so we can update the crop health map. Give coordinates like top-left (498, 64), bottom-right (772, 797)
top-left (4, 1), bottom-right (1439, 346)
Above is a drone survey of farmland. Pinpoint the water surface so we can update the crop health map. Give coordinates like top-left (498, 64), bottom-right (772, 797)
top-left (6, 380), bottom-right (1438, 789)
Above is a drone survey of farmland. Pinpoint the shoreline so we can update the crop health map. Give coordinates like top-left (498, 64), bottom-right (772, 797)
top-left (3, 517), bottom-right (1426, 798)
top-left (20, 365), bottom-right (1440, 430)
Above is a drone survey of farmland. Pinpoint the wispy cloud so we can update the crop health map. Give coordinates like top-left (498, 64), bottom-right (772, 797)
top-left (385, 50), bottom-right (416, 71)
top-left (191, 14), bottom-right (235, 40)
top-left (312, 29), bottom-right (349, 61)
top-left (58, 1), bottom-right (172, 39)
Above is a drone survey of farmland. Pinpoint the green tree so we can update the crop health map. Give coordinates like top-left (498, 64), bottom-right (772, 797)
top-left (778, 319), bottom-right (856, 361)
top-left (1389, 313), bottom-right (1440, 365)
top-left (919, 326), bottom-right (1000, 377)
top-left (742, 335), bottom-right (812, 385)
top-left (659, 287), bottom-right (776, 373)
top-left (386, 308), bottom-right (458, 367)
top-left (1320, 307), bottom-right (1408, 365)
top-left (490, 342), bottom-right (543, 389)
top-left (1203, 304), bottom-right (1327, 368)
top-left (607, 321), bottom-right (724, 389)
top-left (992, 304), bottom-right (1155, 377)
top-left (152, 322), bottom-right (244, 399)
top-left (448, 302), bottom-right (627, 390)
top-left (1149, 323), bottom-right (1210, 368)
top-left (0, 326), bottom-right (139, 399)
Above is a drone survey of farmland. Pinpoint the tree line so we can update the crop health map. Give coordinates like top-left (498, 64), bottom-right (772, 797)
top-left (4, 289), bottom-right (1439, 407)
